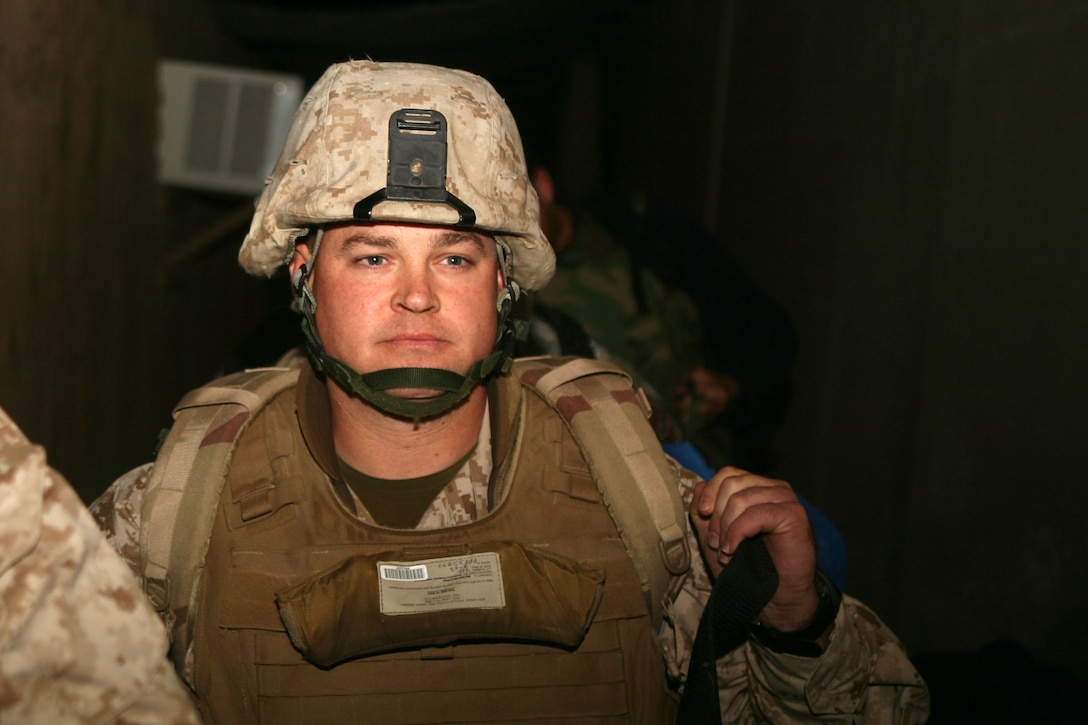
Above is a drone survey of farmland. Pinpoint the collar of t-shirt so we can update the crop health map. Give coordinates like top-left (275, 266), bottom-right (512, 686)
top-left (336, 446), bottom-right (475, 529)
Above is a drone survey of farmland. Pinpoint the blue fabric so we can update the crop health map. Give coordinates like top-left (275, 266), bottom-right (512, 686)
top-left (662, 441), bottom-right (848, 591)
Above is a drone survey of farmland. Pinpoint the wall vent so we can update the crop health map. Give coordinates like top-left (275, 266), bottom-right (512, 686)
top-left (157, 59), bottom-right (304, 196)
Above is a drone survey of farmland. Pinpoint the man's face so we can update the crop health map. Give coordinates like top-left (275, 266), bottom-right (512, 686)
top-left (291, 222), bottom-right (503, 398)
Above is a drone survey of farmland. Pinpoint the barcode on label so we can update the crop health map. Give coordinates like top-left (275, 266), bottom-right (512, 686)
top-left (379, 564), bottom-right (428, 581)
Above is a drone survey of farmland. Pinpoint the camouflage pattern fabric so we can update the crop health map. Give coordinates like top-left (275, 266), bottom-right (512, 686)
top-left (664, 462), bottom-right (931, 722)
top-left (534, 212), bottom-right (703, 441)
top-left (91, 372), bottom-right (929, 722)
top-left (0, 406), bottom-right (200, 724)
top-left (238, 60), bottom-right (554, 293)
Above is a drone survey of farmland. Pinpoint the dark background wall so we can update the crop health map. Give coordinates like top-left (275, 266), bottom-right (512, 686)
top-left (711, 2), bottom-right (1088, 685)
top-left (3, 0), bottom-right (1086, 696)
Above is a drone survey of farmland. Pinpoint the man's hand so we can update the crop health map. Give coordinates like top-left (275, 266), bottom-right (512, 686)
top-left (690, 466), bottom-right (823, 633)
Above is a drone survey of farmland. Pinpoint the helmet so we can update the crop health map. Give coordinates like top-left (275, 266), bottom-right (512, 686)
top-left (238, 60), bottom-right (554, 420)
top-left (239, 59), bottom-right (554, 293)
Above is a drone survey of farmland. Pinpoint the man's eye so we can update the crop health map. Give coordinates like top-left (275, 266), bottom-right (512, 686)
top-left (444, 255), bottom-right (470, 267)
top-left (357, 255), bottom-right (384, 266)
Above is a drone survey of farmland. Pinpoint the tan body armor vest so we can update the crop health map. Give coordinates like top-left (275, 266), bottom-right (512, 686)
top-left (190, 365), bottom-right (679, 724)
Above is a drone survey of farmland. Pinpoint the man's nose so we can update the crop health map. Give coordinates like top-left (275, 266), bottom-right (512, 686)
top-left (394, 267), bottom-right (438, 312)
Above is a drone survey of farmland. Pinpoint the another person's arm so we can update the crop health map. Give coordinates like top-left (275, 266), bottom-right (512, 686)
top-left (1, 419), bottom-right (197, 724)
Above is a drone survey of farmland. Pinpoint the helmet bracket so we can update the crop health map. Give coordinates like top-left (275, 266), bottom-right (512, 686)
top-left (353, 108), bottom-right (477, 225)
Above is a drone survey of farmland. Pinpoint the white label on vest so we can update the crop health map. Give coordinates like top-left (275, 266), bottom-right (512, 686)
top-left (379, 564), bottom-right (428, 581)
top-left (377, 552), bottom-right (506, 615)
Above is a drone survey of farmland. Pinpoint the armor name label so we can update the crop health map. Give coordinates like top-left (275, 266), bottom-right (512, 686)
top-left (377, 552), bottom-right (506, 615)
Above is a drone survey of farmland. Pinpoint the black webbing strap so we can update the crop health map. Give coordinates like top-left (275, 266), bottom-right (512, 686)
top-left (676, 536), bottom-right (779, 723)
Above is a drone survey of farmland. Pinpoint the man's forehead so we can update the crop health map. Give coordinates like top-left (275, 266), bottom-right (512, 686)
top-left (324, 222), bottom-right (495, 249)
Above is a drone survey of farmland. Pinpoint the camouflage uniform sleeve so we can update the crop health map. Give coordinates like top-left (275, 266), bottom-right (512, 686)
top-left (659, 458), bottom-right (930, 723)
top-left (89, 463), bottom-right (154, 582)
top-left (0, 411), bottom-right (199, 724)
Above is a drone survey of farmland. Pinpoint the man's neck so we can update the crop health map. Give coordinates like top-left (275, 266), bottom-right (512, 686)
top-left (326, 382), bottom-right (487, 480)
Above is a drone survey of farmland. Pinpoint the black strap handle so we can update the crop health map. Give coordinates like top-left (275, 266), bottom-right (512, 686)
top-left (676, 536), bottom-right (779, 723)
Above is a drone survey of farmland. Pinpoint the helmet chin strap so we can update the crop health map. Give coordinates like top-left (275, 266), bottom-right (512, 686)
top-left (292, 229), bottom-right (523, 422)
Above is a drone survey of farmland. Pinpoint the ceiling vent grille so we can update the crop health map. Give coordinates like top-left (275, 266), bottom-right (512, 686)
top-left (157, 59), bottom-right (304, 196)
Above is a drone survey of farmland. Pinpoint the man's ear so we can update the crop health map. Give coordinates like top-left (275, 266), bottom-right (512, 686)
top-left (531, 167), bottom-right (556, 205)
top-left (288, 240), bottom-right (313, 279)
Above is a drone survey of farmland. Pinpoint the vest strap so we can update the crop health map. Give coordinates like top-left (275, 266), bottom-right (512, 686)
top-left (140, 365), bottom-right (300, 665)
top-left (521, 356), bottom-right (692, 627)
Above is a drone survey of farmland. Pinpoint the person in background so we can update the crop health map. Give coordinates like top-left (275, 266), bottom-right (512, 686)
top-left (527, 163), bottom-right (797, 473)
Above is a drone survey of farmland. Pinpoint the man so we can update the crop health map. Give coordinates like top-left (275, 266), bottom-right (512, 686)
top-left (0, 405), bottom-right (199, 723)
top-left (527, 164), bottom-right (798, 473)
top-left (92, 60), bottom-right (928, 723)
